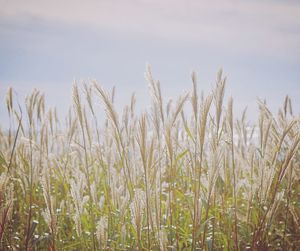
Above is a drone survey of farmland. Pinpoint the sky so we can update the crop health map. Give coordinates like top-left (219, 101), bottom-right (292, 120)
top-left (1, 0), bottom-right (300, 127)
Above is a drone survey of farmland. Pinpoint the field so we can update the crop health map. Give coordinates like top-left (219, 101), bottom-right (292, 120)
top-left (1, 68), bottom-right (300, 250)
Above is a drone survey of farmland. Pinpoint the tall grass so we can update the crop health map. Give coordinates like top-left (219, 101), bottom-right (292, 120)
top-left (1, 68), bottom-right (300, 250)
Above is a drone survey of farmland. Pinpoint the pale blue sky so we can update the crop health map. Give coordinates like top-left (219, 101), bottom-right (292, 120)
top-left (1, 0), bottom-right (300, 126)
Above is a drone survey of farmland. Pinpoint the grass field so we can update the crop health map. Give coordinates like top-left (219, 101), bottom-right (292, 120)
top-left (1, 68), bottom-right (300, 250)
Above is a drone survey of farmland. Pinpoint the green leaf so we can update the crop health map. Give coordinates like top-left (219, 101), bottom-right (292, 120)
top-left (196, 217), bottom-right (215, 239)
top-left (0, 152), bottom-right (7, 167)
top-left (176, 149), bottom-right (188, 162)
top-left (185, 126), bottom-right (195, 143)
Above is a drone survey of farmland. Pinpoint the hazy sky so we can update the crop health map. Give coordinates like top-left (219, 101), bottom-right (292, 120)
top-left (1, 0), bottom-right (300, 126)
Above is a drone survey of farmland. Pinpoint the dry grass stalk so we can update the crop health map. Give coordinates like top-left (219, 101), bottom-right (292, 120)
top-left (0, 68), bottom-right (299, 250)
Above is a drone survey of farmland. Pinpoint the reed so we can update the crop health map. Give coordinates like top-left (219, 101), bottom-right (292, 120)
top-left (0, 67), bottom-right (299, 250)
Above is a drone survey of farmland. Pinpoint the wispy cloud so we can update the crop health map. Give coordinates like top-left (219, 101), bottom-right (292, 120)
top-left (1, 0), bottom-right (300, 59)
